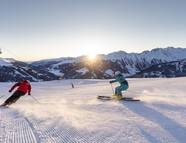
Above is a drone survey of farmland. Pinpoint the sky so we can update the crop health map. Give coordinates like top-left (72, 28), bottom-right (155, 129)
top-left (0, 0), bottom-right (186, 61)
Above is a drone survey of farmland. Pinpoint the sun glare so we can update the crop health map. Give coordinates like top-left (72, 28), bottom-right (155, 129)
top-left (88, 54), bottom-right (96, 60)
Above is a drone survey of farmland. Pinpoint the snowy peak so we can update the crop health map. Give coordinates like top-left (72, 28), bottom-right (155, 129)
top-left (30, 47), bottom-right (186, 67)
top-left (131, 58), bottom-right (186, 78)
top-left (140, 47), bottom-right (186, 61)
top-left (103, 51), bottom-right (128, 60)
top-left (1, 47), bottom-right (186, 81)
top-left (0, 57), bottom-right (14, 66)
top-left (30, 57), bottom-right (76, 66)
top-left (103, 47), bottom-right (186, 62)
top-left (0, 58), bottom-right (59, 82)
top-left (31, 47), bottom-right (186, 79)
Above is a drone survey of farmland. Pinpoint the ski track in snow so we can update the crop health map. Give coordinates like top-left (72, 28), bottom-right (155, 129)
top-left (0, 108), bottom-right (38, 143)
top-left (1, 78), bottom-right (186, 143)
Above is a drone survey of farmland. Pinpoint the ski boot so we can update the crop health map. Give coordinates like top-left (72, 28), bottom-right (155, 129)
top-left (111, 94), bottom-right (117, 99)
top-left (115, 94), bottom-right (122, 100)
top-left (111, 94), bottom-right (123, 100)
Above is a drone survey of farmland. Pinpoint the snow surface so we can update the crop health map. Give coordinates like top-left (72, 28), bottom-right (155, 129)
top-left (0, 58), bottom-right (12, 66)
top-left (0, 78), bottom-right (186, 143)
top-left (76, 68), bottom-right (89, 75)
top-left (49, 69), bottom-right (64, 77)
top-left (104, 69), bottom-right (114, 76)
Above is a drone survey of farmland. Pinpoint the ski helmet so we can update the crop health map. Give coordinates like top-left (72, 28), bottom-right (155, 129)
top-left (115, 71), bottom-right (121, 76)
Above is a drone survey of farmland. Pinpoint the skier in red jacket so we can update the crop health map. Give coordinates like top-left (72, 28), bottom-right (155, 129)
top-left (1, 80), bottom-right (31, 107)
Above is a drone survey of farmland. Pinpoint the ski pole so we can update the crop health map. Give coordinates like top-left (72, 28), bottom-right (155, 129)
top-left (30, 95), bottom-right (40, 104)
top-left (0, 95), bottom-right (5, 99)
top-left (110, 83), bottom-right (114, 95)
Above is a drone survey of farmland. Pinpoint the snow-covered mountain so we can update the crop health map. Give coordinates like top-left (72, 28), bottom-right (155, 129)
top-left (0, 58), bottom-right (14, 66)
top-left (0, 58), bottom-right (59, 82)
top-left (1, 47), bottom-right (186, 81)
top-left (31, 47), bottom-right (186, 79)
top-left (131, 59), bottom-right (186, 78)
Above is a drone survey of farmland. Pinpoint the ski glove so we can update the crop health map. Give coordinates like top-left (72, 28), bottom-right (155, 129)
top-left (28, 93), bottom-right (31, 95)
top-left (9, 90), bottom-right (12, 92)
top-left (110, 81), bottom-right (114, 83)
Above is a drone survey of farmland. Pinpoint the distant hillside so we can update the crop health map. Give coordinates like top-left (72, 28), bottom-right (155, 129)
top-left (130, 59), bottom-right (186, 78)
top-left (0, 58), bottom-right (59, 82)
top-left (31, 47), bottom-right (186, 79)
top-left (1, 47), bottom-right (186, 81)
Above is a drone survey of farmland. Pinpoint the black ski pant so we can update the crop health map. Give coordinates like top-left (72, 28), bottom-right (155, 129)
top-left (5, 90), bottom-right (25, 104)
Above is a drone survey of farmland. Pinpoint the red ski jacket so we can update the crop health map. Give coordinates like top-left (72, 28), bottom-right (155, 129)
top-left (10, 80), bottom-right (31, 94)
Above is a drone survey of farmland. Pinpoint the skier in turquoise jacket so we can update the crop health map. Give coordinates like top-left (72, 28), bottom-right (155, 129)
top-left (110, 71), bottom-right (129, 99)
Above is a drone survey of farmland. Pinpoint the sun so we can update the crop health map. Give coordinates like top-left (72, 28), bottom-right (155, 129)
top-left (83, 45), bottom-right (99, 61)
top-left (88, 53), bottom-right (96, 60)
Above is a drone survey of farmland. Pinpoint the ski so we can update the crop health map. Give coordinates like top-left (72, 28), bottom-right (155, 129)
top-left (97, 96), bottom-right (112, 98)
top-left (97, 95), bottom-right (140, 101)
top-left (98, 95), bottom-right (133, 99)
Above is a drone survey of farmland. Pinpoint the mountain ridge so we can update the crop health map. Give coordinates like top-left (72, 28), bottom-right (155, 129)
top-left (1, 47), bottom-right (186, 81)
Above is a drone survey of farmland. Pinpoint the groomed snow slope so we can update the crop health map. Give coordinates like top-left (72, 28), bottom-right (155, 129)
top-left (0, 78), bottom-right (186, 143)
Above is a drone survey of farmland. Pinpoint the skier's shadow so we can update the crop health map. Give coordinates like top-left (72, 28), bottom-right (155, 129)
top-left (122, 101), bottom-right (186, 143)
